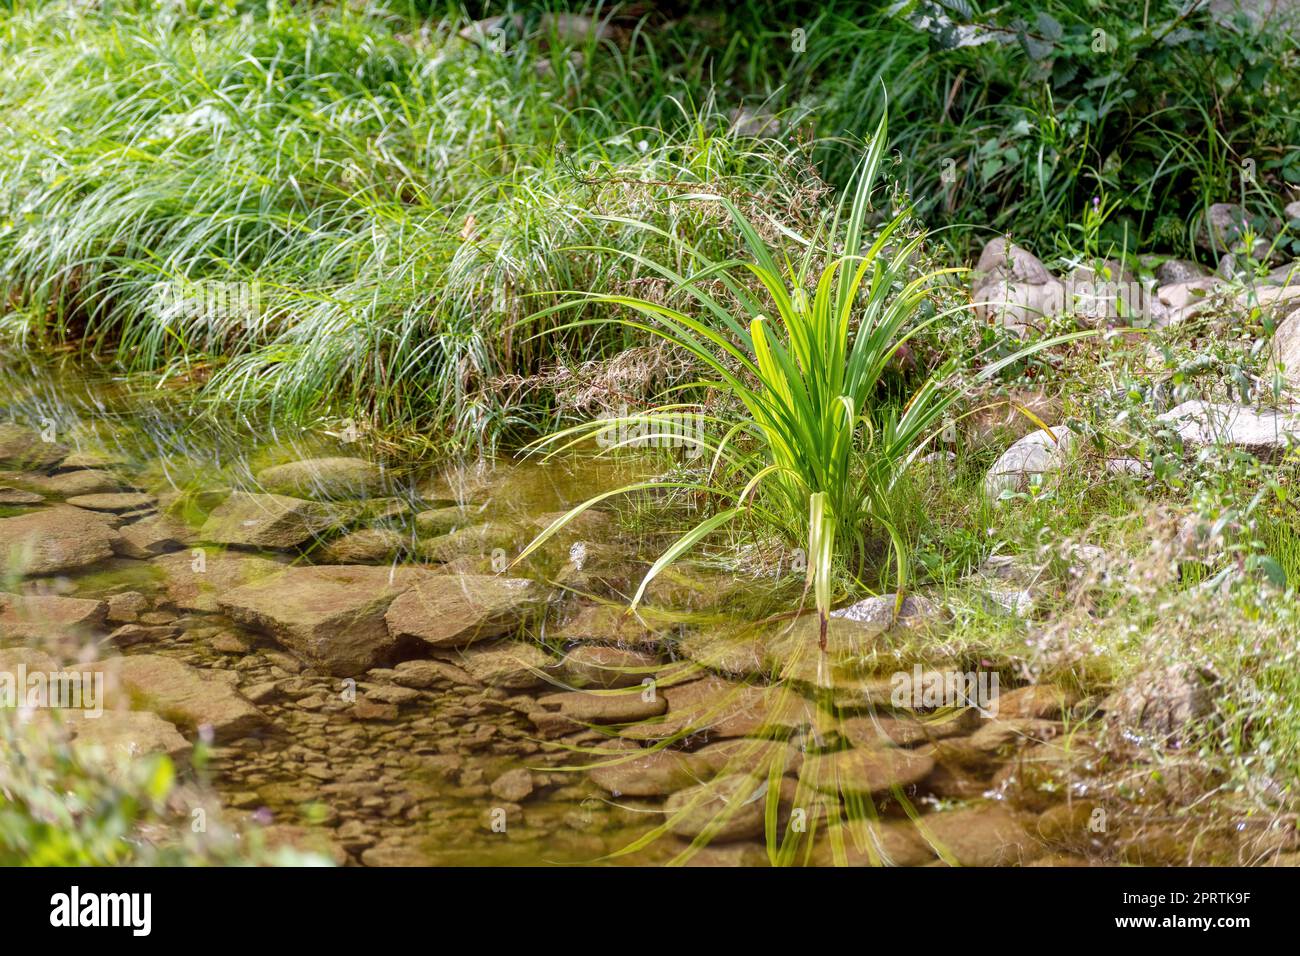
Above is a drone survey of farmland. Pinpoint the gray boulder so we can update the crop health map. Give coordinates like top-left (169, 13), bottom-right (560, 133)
top-left (984, 426), bottom-right (1077, 498)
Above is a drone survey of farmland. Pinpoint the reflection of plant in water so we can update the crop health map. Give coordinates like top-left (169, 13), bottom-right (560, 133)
top-left (556, 655), bottom-right (974, 867)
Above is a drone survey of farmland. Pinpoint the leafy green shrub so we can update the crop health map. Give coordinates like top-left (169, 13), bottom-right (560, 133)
top-left (725, 0), bottom-right (1300, 260)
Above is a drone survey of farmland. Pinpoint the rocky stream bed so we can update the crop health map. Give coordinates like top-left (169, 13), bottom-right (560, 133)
top-left (1, 359), bottom-right (1298, 867)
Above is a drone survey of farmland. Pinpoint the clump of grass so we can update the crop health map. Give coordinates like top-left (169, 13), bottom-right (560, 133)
top-left (0, 0), bottom-right (820, 451)
top-left (517, 114), bottom-right (1089, 644)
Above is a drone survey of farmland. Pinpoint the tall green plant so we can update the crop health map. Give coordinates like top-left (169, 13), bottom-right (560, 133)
top-left (518, 114), bottom-right (1084, 647)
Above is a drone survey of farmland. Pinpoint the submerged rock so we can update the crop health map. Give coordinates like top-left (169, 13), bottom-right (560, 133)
top-left (0, 592), bottom-right (107, 640)
top-left (531, 687), bottom-right (666, 733)
top-left (557, 643), bottom-right (659, 689)
top-left (384, 575), bottom-right (541, 648)
top-left (26, 469), bottom-right (126, 497)
top-left (664, 775), bottom-right (799, 843)
top-left (918, 804), bottom-right (1043, 866)
top-left (112, 513), bottom-right (192, 559)
top-left (802, 746), bottom-right (935, 797)
top-left (316, 528), bottom-right (406, 564)
top-left (153, 550), bottom-right (285, 613)
top-left (94, 654), bottom-right (266, 741)
top-left (55, 449), bottom-right (128, 472)
top-left (219, 564), bottom-right (431, 676)
top-left (810, 819), bottom-right (938, 867)
top-left (256, 457), bottom-right (386, 500)
top-left (550, 602), bottom-right (673, 648)
top-left (762, 616), bottom-right (887, 687)
top-left (0, 486), bottom-right (44, 506)
top-left (417, 522), bottom-right (518, 563)
top-left (0, 422), bottom-right (67, 470)
top-left (414, 505), bottom-right (478, 537)
top-left (0, 506), bottom-right (119, 576)
top-left (835, 710), bottom-right (980, 748)
top-left (676, 627), bottom-right (767, 678)
top-left (450, 640), bottom-right (552, 690)
top-left (489, 768), bottom-right (535, 802)
top-left (200, 491), bottom-right (346, 549)
top-left (588, 741), bottom-right (705, 797)
top-left (619, 675), bottom-right (811, 743)
top-left (66, 492), bottom-right (156, 514)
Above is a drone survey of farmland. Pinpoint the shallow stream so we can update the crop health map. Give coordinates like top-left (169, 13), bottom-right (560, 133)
top-left (0, 355), bottom-right (1287, 866)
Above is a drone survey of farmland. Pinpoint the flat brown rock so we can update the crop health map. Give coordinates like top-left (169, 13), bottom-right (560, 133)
top-left (588, 742), bottom-right (705, 797)
top-left (316, 528), bottom-right (405, 564)
top-left (536, 688), bottom-right (666, 723)
top-left (66, 492), bottom-right (156, 514)
top-left (676, 627), bottom-right (767, 677)
top-left (835, 709), bottom-right (981, 748)
top-left (451, 640), bottom-right (553, 690)
top-left (0, 423), bottom-right (67, 470)
top-left (384, 574), bottom-right (541, 648)
top-left (200, 492), bottom-right (345, 549)
top-left (810, 820), bottom-right (937, 867)
top-left (27, 469), bottom-right (126, 497)
top-left (0, 592), bottom-right (107, 640)
top-left (94, 654), bottom-right (266, 741)
top-left (0, 506), bottom-right (120, 576)
top-left (802, 746), bottom-right (935, 796)
top-left (219, 564), bottom-right (432, 675)
top-left (763, 616), bottom-right (887, 687)
top-left (256, 457), bottom-right (385, 499)
top-left (665, 775), bottom-right (800, 843)
top-left (154, 551), bottom-right (286, 612)
top-left (557, 643), bottom-right (659, 688)
top-left (692, 737), bottom-right (805, 778)
top-left (993, 684), bottom-right (1080, 720)
top-left (60, 709), bottom-right (193, 767)
top-left (967, 717), bottom-right (1062, 753)
top-left (916, 804), bottom-right (1044, 866)
top-left (113, 513), bottom-right (193, 559)
top-left (619, 676), bottom-right (816, 743)
top-left (549, 602), bottom-right (674, 648)
top-left (0, 486), bottom-right (43, 506)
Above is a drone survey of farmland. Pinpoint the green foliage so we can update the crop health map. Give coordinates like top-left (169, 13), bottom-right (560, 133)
top-left (0, 1), bottom-right (1294, 449)
top-left (0, 710), bottom-right (327, 865)
top-left (731, 0), bottom-right (1300, 260)
top-left (519, 114), bottom-right (1085, 634)
top-left (0, 0), bottom-right (813, 450)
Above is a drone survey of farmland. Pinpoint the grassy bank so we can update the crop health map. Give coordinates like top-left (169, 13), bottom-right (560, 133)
top-left (0, 0), bottom-right (824, 450)
top-left (2, 1), bottom-right (1297, 450)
